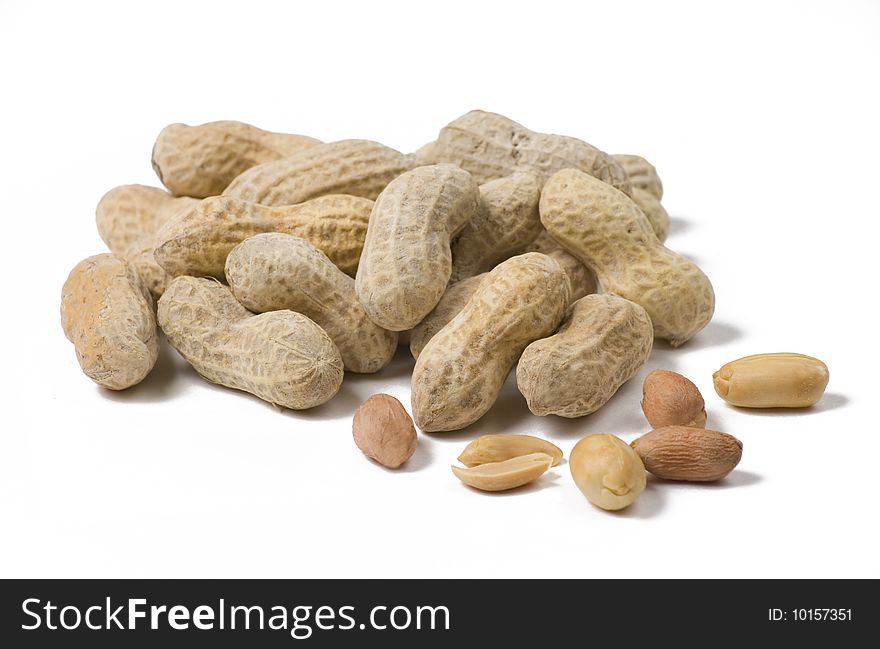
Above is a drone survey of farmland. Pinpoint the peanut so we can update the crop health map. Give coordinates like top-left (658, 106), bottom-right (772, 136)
top-left (225, 233), bottom-right (397, 373)
top-left (631, 426), bottom-right (743, 481)
top-left (157, 276), bottom-right (343, 409)
top-left (411, 253), bottom-right (570, 432)
top-left (154, 194), bottom-right (372, 280)
top-left (355, 164), bottom-right (479, 331)
top-left (61, 253), bottom-right (158, 390)
top-left (612, 153), bottom-right (663, 199)
top-left (524, 231), bottom-right (597, 301)
top-left (458, 435), bottom-right (563, 467)
top-left (95, 184), bottom-right (198, 297)
top-left (569, 434), bottom-right (646, 511)
top-left (713, 353), bottom-right (829, 408)
top-left (428, 110), bottom-right (631, 194)
top-left (408, 273), bottom-right (486, 359)
top-left (451, 453), bottom-right (553, 492)
top-left (352, 394), bottom-right (417, 468)
top-left (449, 172), bottom-right (543, 282)
top-left (409, 237), bottom-right (596, 360)
top-left (223, 139), bottom-right (415, 206)
top-left (630, 186), bottom-right (669, 242)
top-left (96, 184), bottom-right (198, 256)
top-left (151, 121), bottom-right (321, 198)
top-left (641, 369), bottom-right (707, 428)
top-left (412, 141), bottom-right (435, 163)
top-left (517, 294), bottom-right (653, 417)
top-left (540, 168), bottom-right (714, 346)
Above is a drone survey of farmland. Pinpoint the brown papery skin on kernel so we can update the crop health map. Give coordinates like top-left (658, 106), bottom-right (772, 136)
top-left (631, 426), bottom-right (742, 482)
top-left (641, 369), bottom-right (707, 428)
top-left (352, 394), bottom-right (417, 469)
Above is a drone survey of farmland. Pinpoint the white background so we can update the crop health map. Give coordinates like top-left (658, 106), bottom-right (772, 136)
top-left (1, 0), bottom-right (877, 579)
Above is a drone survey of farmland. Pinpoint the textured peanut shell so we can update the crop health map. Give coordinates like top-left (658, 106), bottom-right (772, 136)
top-left (352, 394), bottom-right (417, 468)
top-left (408, 273), bottom-right (486, 359)
top-left (96, 184), bottom-right (198, 296)
top-left (96, 184), bottom-right (199, 255)
top-left (449, 172), bottom-right (543, 282)
top-left (154, 194), bottom-right (372, 279)
top-left (158, 276), bottom-right (342, 409)
top-left (223, 139), bottom-right (416, 206)
top-left (152, 121), bottom-right (321, 198)
top-left (631, 426), bottom-right (742, 481)
top-left (713, 353), bottom-right (829, 408)
top-left (641, 370), bottom-right (707, 428)
top-left (613, 154), bottom-right (663, 199)
top-left (428, 110), bottom-right (631, 194)
top-left (123, 235), bottom-right (173, 298)
top-left (411, 253), bottom-right (570, 432)
top-left (225, 233), bottom-right (397, 373)
top-left (570, 434), bottom-right (646, 511)
top-left (458, 435), bottom-right (563, 467)
top-left (451, 453), bottom-right (553, 492)
top-left (60, 254), bottom-right (158, 390)
top-left (412, 141), bottom-right (435, 163)
top-left (525, 231), bottom-right (597, 301)
top-left (540, 168), bottom-right (714, 346)
top-left (631, 187), bottom-right (669, 242)
top-left (517, 295), bottom-right (653, 417)
top-left (355, 164), bottom-right (479, 331)
top-left (409, 242), bottom-right (594, 360)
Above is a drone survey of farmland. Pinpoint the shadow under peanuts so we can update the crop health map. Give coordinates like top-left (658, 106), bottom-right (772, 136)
top-left (651, 469), bottom-right (763, 493)
top-left (723, 392), bottom-right (848, 417)
top-left (651, 320), bottom-right (744, 355)
top-left (97, 335), bottom-right (194, 404)
top-left (610, 477), bottom-right (667, 519)
top-left (666, 215), bottom-right (694, 237)
top-left (454, 470), bottom-right (563, 498)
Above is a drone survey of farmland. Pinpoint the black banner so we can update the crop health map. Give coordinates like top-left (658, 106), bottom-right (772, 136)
top-left (0, 579), bottom-right (869, 646)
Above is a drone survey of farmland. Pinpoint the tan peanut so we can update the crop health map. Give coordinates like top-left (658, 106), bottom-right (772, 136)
top-left (95, 184), bottom-right (198, 297)
top-left (151, 121), bottom-right (321, 198)
top-left (428, 110), bottom-right (631, 194)
top-left (96, 184), bottom-right (198, 255)
top-left (157, 276), bottom-right (343, 409)
top-left (713, 353), bottom-right (829, 408)
top-left (352, 394), bottom-right (417, 469)
top-left (355, 164), bottom-right (479, 331)
top-left (524, 231), bottom-right (597, 301)
top-left (449, 172), bottom-right (543, 282)
top-left (641, 370), bottom-right (707, 428)
top-left (225, 233), bottom-right (397, 373)
top-left (411, 253), bottom-right (570, 432)
top-left (630, 187), bottom-right (669, 242)
top-left (540, 168), bottom-right (714, 346)
top-left (410, 234), bottom-right (596, 360)
top-left (223, 139), bottom-right (416, 206)
top-left (412, 141), bottom-right (435, 163)
top-left (613, 153), bottom-right (663, 199)
top-left (458, 435), bottom-right (563, 467)
top-left (451, 453), bottom-right (553, 492)
top-left (631, 426), bottom-right (743, 481)
top-left (154, 194), bottom-right (372, 279)
top-left (61, 253), bottom-right (158, 390)
top-left (517, 294), bottom-right (653, 417)
top-left (569, 434), bottom-right (646, 511)
top-left (408, 273), bottom-right (486, 359)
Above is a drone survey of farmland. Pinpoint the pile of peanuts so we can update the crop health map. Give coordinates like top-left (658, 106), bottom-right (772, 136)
top-left (61, 111), bottom-right (830, 512)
